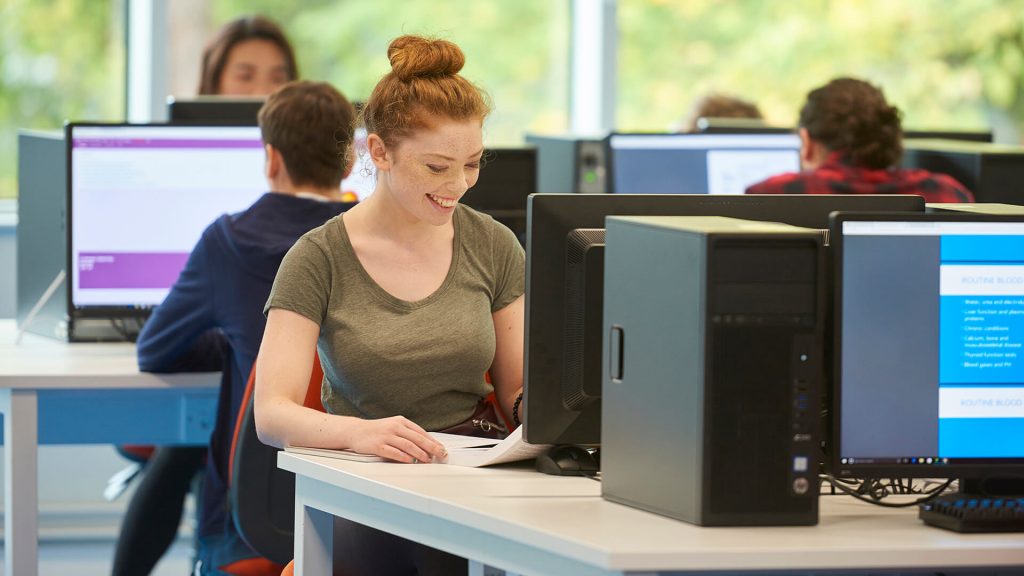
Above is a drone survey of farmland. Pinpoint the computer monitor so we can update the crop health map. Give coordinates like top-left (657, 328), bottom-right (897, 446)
top-left (830, 212), bottom-right (1024, 490)
top-left (461, 147), bottom-right (537, 241)
top-left (606, 133), bottom-right (801, 195)
top-left (167, 96), bottom-right (266, 125)
top-left (168, 97), bottom-right (375, 202)
top-left (903, 129), bottom-right (993, 143)
top-left (694, 118), bottom-right (993, 145)
top-left (523, 193), bottom-right (926, 448)
top-left (694, 117), bottom-right (793, 135)
top-left (66, 123), bottom-right (267, 329)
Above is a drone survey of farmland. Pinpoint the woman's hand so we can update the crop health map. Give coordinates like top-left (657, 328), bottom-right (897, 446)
top-left (347, 416), bottom-right (448, 464)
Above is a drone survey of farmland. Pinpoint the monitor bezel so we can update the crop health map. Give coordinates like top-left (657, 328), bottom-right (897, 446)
top-left (64, 121), bottom-right (264, 319)
top-left (829, 210), bottom-right (1024, 479)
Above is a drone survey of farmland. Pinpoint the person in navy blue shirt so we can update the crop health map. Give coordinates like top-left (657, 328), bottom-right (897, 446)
top-left (117, 80), bottom-right (358, 576)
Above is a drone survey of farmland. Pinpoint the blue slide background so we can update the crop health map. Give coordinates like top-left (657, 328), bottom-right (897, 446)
top-left (939, 235), bottom-right (1024, 459)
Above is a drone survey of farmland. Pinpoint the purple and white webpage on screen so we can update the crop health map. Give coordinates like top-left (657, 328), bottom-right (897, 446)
top-left (69, 125), bottom-right (266, 308)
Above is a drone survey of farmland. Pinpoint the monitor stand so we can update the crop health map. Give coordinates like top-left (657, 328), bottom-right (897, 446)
top-left (534, 445), bottom-right (600, 477)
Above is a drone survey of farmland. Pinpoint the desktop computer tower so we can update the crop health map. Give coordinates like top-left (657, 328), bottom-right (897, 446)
top-left (903, 140), bottom-right (1024, 203)
top-left (17, 130), bottom-right (69, 340)
top-left (524, 133), bottom-right (607, 193)
top-left (601, 216), bottom-right (822, 526)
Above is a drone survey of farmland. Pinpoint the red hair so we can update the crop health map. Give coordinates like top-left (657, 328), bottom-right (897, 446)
top-left (362, 35), bottom-right (491, 147)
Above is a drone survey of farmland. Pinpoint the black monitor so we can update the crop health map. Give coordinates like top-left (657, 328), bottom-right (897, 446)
top-left (830, 212), bottom-right (1024, 490)
top-left (462, 147), bottom-right (537, 242)
top-left (523, 193), bottom-right (926, 450)
top-left (65, 123), bottom-right (268, 338)
top-left (694, 117), bottom-right (793, 135)
top-left (167, 96), bottom-right (266, 125)
top-left (606, 132), bottom-right (801, 195)
top-left (903, 129), bottom-right (994, 143)
top-left (696, 119), bottom-right (993, 144)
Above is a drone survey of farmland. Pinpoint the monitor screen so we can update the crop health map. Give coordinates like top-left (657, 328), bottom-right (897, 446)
top-left (343, 127), bottom-right (376, 202)
top-left (831, 213), bottom-right (1024, 479)
top-left (523, 193), bottom-right (926, 447)
top-left (67, 124), bottom-right (267, 314)
top-left (606, 133), bottom-right (800, 195)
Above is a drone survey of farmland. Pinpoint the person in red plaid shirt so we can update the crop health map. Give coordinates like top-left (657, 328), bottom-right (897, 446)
top-left (746, 77), bottom-right (974, 203)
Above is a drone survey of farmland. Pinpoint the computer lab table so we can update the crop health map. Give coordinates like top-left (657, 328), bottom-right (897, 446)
top-left (0, 320), bottom-right (218, 576)
top-left (279, 451), bottom-right (1024, 576)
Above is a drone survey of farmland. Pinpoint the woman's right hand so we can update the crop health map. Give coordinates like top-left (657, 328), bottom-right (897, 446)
top-left (347, 416), bottom-right (448, 464)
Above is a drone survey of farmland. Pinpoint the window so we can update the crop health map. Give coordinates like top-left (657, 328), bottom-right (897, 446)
top-left (167, 1), bottom-right (570, 146)
top-left (618, 0), bottom-right (1023, 142)
top-left (0, 0), bottom-right (125, 199)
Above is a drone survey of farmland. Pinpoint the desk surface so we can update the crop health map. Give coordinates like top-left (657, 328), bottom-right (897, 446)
top-left (280, 451), bottom-right (1024, 574)
top-left (0, 319), bottom-right (214, 388)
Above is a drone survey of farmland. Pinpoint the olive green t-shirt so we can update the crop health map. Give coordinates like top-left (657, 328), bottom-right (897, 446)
top-left (265, 205), bottom-right (525, 431)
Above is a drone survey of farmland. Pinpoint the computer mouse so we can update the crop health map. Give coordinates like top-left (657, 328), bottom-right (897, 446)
top-left (534, 445), bottom-right (599, 476)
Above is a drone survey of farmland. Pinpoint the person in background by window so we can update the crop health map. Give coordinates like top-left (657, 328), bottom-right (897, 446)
top-left (745, 77), bottom-right (974, 203)
top-left (679, 92), bottom-right (763, 133)
top-left (255, 35), bottom-right (525, 575)
top-left (198, 14), bottom-right (298, 96)
top-left (111, 14), bottom-right (303, 576)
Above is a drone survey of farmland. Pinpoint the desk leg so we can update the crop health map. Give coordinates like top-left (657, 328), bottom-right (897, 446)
top-left (294, 479), bottom-right (333, 576)
top-left (0, 389), bottom-right (38, 576)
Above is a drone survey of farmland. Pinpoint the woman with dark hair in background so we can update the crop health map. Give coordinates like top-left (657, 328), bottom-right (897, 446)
top-left (198, 14), bottom-right (298, 96)
top-left (746, 77), bottom-right (973, 203)
top-left (111, 14), bottom-right (301, 576)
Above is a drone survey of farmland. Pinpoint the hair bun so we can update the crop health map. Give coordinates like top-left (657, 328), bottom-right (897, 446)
top-left (387, 35), bottom-right (465, 81)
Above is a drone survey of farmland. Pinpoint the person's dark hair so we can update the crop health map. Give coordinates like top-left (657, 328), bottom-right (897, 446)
top-left (799, 77), bottom-right (903, 170)
top-left (361, 35), bottom-right (492, 148)
top-left (683, 93), bottom-right (762, 132)
top-left (258, 81), bottom-right (356, 189)
top-left (198, 15), bottom-right (299, 95)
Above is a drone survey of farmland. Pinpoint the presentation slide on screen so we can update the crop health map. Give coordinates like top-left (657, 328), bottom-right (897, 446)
top-left (70, 127), bottom-right (266, 307)
top-left (706, 150), bottom-right (799, 195)
top-left (938, 235), bottom-right (1024, 458)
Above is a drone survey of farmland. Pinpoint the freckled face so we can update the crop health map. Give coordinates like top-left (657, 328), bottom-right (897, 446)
top-left (379, 118), bottom-right (484, 227)
top-left (217, 39), bottom-right (290, 96)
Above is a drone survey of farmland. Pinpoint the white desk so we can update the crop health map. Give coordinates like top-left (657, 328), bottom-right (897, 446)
top-left (280, 451), bottom-right (1024, 576)
top-left (0, 320), bottom-right (219, 576)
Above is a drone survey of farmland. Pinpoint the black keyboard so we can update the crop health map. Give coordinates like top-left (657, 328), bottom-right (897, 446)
top-left (919, 494), bottom-right (1024, 533)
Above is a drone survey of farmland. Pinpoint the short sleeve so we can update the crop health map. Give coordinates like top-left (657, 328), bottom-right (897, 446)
top-left (490, 222), bottom-right (525, 312)
top-left (265, 235), bottom-right (332, 325)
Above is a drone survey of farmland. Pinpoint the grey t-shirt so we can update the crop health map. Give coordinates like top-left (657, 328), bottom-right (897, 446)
top-left (265, 204), bottom-right (525, 431)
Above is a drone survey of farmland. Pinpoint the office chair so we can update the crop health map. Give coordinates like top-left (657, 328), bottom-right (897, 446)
top-left (227, 353), bottom-right (324, 574)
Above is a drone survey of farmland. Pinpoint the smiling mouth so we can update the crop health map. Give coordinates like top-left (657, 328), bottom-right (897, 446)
top-left (428, 193), bottom-right (458, 208)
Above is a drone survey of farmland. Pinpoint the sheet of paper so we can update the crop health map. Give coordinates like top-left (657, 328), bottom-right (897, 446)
top-left (284, 445), bottom-right (383, 462)
top-left (432, 426), bottom-right (551, 468)
top-left (284, 427), bottom-right (551, 468)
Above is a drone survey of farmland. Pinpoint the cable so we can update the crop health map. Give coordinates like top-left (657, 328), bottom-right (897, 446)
top-left (822, 475), bottom-right (955, 508)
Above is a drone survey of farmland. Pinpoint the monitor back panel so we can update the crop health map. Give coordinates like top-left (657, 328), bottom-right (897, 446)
top-left (17, 130), bottom-right (68, 339)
